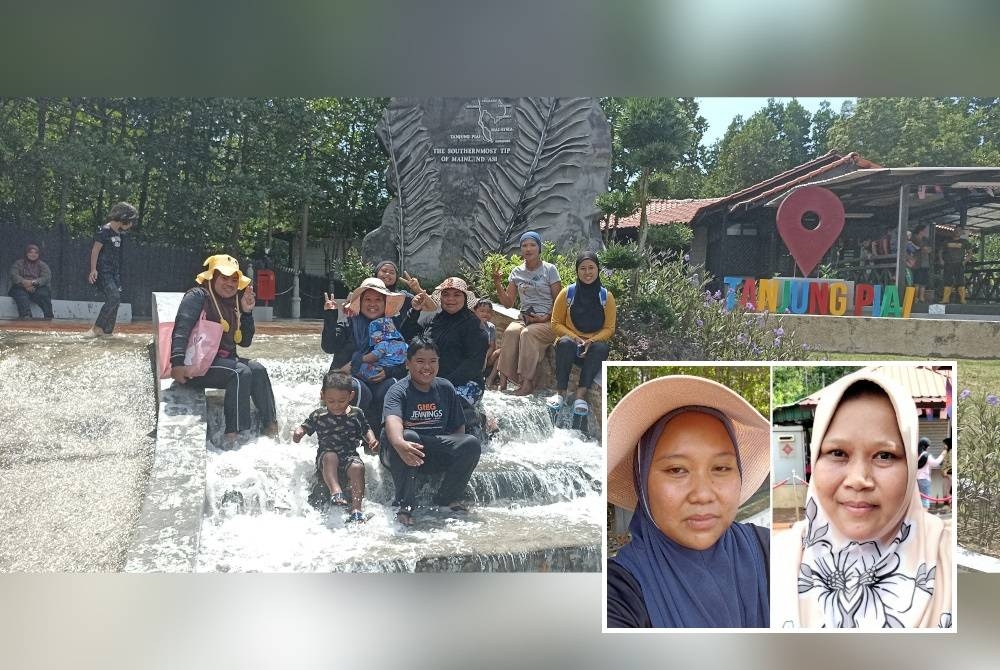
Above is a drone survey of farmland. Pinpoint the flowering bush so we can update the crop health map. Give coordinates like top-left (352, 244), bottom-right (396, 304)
top-left (468, 247), bottom-right (810, 362)
top-left (957, 389), bottom-right (1000, 553)
top-left (604, 254), bottom-right (809, 361)
top-left (339, 247), bottom-right (373, 292)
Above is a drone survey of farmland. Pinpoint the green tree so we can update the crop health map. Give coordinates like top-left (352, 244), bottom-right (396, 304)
top-left (772, 365), bottom-right (863, 407)
top-left (826, 97), bottom-right (980, 166)
top-left (809, 100), bottom-right (839, 156)
top-left (705, 113), bottom-right (787, 196)
top-left (615, 98), bottom-right (696, 252)
top-left (596, 189), bottom-right (639, 244)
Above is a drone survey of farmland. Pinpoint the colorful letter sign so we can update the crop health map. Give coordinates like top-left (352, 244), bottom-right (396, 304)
top-left (724, 277), bottom-right (916, 319)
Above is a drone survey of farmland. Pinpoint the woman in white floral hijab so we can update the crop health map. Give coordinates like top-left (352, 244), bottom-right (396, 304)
top-left (772, 369), bottom-right (953, 629)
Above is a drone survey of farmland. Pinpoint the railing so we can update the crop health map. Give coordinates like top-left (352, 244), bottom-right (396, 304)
top-left (827, 258), bottom-right (1000, 304)
top-left (965, 261), bottom-right (1000, 303)
top-left (828, 258), bottom-right (898, 287)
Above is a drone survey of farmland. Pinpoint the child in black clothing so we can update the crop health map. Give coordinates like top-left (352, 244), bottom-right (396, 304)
top-left (293, 372), bottom-right (379, 523)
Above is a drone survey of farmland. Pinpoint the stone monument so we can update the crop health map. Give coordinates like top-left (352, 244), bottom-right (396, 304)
top-left (363, 97), bottom-right (611, 279)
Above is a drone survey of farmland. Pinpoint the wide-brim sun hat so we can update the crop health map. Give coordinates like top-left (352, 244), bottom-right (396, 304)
top-left (348, 277), bottom-right (406, 317)
top-left (431, 277), bottom-right (477, 309)
top-left (195, 254), bottom-right (251, 290)
top-left (607, 374), bottom-right (770, 510)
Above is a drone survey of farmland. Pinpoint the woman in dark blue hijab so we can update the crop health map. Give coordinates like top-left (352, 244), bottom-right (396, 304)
top-left (606, 374), bottom-right (771, 628)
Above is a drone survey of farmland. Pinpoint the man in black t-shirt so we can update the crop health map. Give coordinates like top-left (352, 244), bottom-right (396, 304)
top-left (381, 336), bottom-right (481, 526)
top-left (84, 202), bottom-right (137, 338)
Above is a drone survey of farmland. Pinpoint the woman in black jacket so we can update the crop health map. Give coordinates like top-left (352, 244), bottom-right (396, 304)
top-left (403, 277), bottom-right (490, 411)
top-left (170, 254), bottom-right (278, 447)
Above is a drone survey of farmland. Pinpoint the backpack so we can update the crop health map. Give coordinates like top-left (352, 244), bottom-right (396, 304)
top-left (566, 283), bottom-right (607, 308)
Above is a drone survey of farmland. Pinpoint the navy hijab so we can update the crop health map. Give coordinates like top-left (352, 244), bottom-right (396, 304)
top-left (611, 407), bottom-right (769, 628)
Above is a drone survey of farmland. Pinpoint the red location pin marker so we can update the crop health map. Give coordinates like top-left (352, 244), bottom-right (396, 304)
top-left (776, 185), bottom-right (845, 276)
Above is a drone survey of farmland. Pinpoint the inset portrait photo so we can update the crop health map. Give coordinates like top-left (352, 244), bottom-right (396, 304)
top-left (771, 364), bottom-right (956, 630)
top-left (604, 364), bottom-right (771, 630)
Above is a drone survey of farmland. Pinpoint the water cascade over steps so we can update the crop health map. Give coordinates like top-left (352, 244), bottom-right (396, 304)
top-left (185, 335), bottom-right (603, 572)
top-left (119, 294), bottom-right (603, 574)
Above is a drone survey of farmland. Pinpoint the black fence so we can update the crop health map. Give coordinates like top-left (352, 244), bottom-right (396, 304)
top-left (1, 224), bottom-right (342, 319)
top-left (831, 258), bottom-right (1000, 303)
top-left (1, 223), bottom-right (206, 318)
top-left (965, 260), bottom-right (1000, 303)
top-left (271, 265), bottom-right (344, 320)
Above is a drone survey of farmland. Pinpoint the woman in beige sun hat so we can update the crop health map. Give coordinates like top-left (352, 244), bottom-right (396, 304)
top-left (321, 276), bottom-right (407, 426)
top-left (607, 374), bottom-right (770, 628)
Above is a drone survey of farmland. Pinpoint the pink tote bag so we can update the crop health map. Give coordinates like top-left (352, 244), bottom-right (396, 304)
top-left (158, 310), bottom-right (223, 379)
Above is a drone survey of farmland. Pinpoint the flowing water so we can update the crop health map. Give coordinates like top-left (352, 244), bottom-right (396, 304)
top-left (0, 330), bottom-right (156, 572)
top-left (195, 335), bottom-right (603, 572)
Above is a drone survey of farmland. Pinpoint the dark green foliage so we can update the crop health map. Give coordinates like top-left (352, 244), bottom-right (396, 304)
top-left (645, 223), bottom-right (693, 253)
top-left (771, 365), bottom-right (863, 407)
top-left (599, 242), bottom-right (645, 270)
top-left (607, 365), bottom-right (771, 418)
top-left (0, 97), bottom-right (390, 257)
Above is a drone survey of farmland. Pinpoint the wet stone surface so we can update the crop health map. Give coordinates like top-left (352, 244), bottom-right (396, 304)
top-left (0, 330), bottom-right (156, 571)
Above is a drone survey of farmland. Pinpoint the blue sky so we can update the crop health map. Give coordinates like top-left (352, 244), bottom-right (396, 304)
top-left (695, 97), bottom-right (855, 147)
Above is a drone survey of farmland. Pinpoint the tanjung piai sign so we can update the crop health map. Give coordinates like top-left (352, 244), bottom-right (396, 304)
top-left (724, 185), bottom-right (917, 319)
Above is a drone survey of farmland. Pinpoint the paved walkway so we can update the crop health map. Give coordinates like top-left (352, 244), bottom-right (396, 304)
top-left (0, 317), bottom-right (325, 335)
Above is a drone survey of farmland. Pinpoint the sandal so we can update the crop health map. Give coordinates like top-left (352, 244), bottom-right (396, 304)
top-left (346, 511), bottom-right (367, 524)
top-left (330, 492), bottom-right (349, 507)
top-left (396, 505), bottom-right (414, 526)
top-left (572, 399), bottom-right (590, 417)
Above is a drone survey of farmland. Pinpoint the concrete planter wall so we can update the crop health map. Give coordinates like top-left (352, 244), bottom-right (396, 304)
top-left (768, 313), bottom-right (1000, 358)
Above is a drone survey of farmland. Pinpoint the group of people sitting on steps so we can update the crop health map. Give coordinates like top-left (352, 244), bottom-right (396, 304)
top-left (167, 230), bottom-right (616, 526)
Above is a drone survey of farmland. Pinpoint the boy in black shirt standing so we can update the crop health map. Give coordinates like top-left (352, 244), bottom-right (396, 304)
top-left (84, 202), bottom-right (137, 338)
top-left (381, 336), bottom-right (482, 526)
top-left (293, 372), bottom-right (379, 523)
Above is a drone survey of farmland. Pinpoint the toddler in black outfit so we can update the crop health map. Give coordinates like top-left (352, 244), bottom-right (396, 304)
top-left (293, 372), bottom-right (379, 523)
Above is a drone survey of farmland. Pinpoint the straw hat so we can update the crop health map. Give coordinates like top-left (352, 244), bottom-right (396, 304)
top-left (607, 374), bottom-right (770, 510)
top-left (195, 254), bottom-right (251, 290)
top-left (431, 277), bottom-right (477, 309)
top-left (348, 277), bottom-right (406, 317)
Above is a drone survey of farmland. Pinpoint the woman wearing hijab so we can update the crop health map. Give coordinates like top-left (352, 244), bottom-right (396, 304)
top-left (8, 243), bottom-right (54, 320)
top-left (606, 374), bottom-right (771, 628)
top-left (321, 277), bottom-right (407, 427)
top-left (772, 369), bottom-right (954, 628)
top-left (373, 260), bottom-right (423, 326)
top-left (404, 277), bottom-right (490, 408)
top-left (547, 251), bottom-right (616, 418)
top-left (492, 231), bottom-right (562, 396)
top-left (170, 254), bottom-right (278, 448)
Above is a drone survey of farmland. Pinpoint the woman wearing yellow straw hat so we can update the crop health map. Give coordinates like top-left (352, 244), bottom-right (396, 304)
top-left (771, 370), bottom-right (953, 628)
top-left (170, 254), bottom-right (278, 448)
top-left (607, 374), bottom-right (771, 628)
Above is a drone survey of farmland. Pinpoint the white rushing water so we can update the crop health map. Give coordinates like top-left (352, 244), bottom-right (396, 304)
top-left (195, 338), bottom-right (603, 572)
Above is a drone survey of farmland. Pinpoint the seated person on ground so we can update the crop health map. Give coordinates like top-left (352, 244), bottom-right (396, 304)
top-left (8, 243), bottom-right (54, 320)
top-left (548, 251), bottom-right (616, 418)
